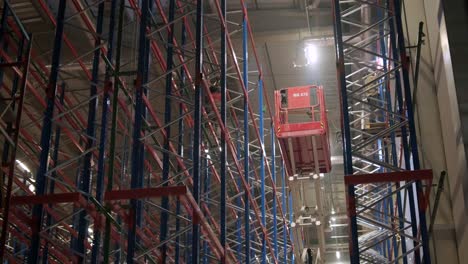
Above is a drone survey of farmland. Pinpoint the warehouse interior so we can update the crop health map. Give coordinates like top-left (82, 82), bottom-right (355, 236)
top-left (0, 0), bottom-right (466, 263)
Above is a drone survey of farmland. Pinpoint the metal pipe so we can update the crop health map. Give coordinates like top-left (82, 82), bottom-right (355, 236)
top-left (411, 22), bottom-right (425, 109)
top-left (29, 1), bottom-right (67, 262)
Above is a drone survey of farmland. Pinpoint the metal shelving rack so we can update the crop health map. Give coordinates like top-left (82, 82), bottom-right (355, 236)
top-left (0, 0), bottom-right (294, 263)
top-left (332, 0), bottom-right (432, 263)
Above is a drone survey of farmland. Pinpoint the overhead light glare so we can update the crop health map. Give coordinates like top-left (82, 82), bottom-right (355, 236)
top-left (336, 251), bottom-right (341, 259)
top-left (304, 43), bottom-right (318, 65)
top-left (16, 160), bottom-right (30, 173)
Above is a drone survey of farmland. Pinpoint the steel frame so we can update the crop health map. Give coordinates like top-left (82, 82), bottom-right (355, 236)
top-left (0, 0), bottom-right (294, 263)
top-left (332, 0), bottom-right (432, 263)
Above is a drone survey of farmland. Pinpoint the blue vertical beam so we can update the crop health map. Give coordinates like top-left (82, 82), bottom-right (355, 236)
top-left (42, 84), bottom-right (65, 264)
top-left (193, 0), bottom-right (204, 261)
top-left (128, 0), bottom-right (150, 262)
top-left (203, 157), bottom-right (210, 264)
top-left (259, 77), bottom-right (266, 264)
top-left (103, 0), bottom-right (125, 262)
top-left (242, 5), bottom-right (250, 264)
top-left (0, 33), bottom-right (30, 262)
top-left (175, 16), bottom-right (187, 264)
top-left (386, 1), bottom-right (420, 262)
top-left (91, 0), bottom-right (117, 262)
top-left (0, 1), bottom-right (9, 85)
top-left (393, 1), bottom-right (430, 262)
top-left (289, 192), bottom-right (295, 264)
top-left (220, 0), bottom-right (227, 260)
top-left (29, 1), bottom-right (66, 262)
top-left (281, 162), bottom-right (287, 263)
top-left (271, 122), bottom-right (278, 260)
top-left (236, 130), bottom-right (242, 261)
top-left (377, 10), bottom-right (404, 259)
top-left (160, 0), bottom-right (176, 261)
top-left (331, 0), bottom-right (359, 262)
top-left (77, 1), bottom-right (105, 259)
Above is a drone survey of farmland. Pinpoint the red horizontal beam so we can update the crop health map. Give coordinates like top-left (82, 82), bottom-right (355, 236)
top-left (104, 186), bottom-right (187, 201)
top-left (344, 169), bottom-right (433, 185)
top-left (0, 61), bottom-right (23, 68)
top-left (11, 192), bottom-right (81, 205)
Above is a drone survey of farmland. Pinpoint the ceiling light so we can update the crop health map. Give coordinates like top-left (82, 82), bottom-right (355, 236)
top-left (315, 220), bottom-right (321, 226)
top-left (289, 176), bottom-right (294, 181)
top-left (204, 149), bottom-right (209, 153)
top-left (16, 160), bottom-right (30, 173)
top-left (312, 174), bottom-right (319, 180)
top-left (291, 222), bottom-right (296, 228)
top-left (336, 251), bottom-right (341, 259)
top-left (304, 43), bottom-right (318, 65)
top-left (331, 209), bottom-right (336, 215)
top-left (319, 173), bottom-right (324, 178)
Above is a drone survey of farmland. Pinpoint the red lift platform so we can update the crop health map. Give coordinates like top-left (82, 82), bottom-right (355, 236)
top-left (275, 85), bottom-right (331, 176)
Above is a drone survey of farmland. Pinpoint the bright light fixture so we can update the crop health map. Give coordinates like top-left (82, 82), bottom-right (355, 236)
top-left (219, 147), bottom-right (222, 151)
top-left (331, 209), bottom-right (336, 215)
top-left (204, 149), bottom-right (209, 153)
top-left (304, 43), bottom-right (318, 65)
top-left (331, 217), bottom-right (336, 222)
top-left (312, 174), bottom-right (319, 180)
top-left (28, 184), bottom-right (35, 192)
top-left (336, 251), bottom-right (341, 259)
top-left (16, 160), bottom-right (30, 173)
top-left (315, 220), bottom-right (321, 226)
top-left (291, 222), bottom-right (296, 228)
top-left (289, 176), bottom-right (294, 181)
top-left (319, 173), bottom-right (324, 178)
